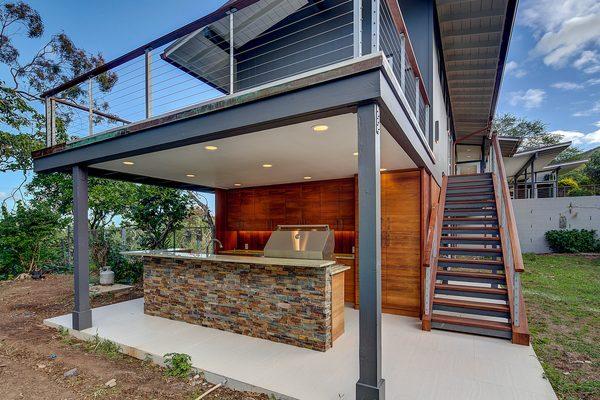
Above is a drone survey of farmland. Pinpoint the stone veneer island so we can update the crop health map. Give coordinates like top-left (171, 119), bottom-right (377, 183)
top-left (122, 250), bottom-right (349, 351)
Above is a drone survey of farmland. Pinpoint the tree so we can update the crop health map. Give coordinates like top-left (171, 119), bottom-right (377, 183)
top-left (0, 1), bottom-right (117, 180)
top-left (0, 201), bottom-right (65, 278)
top-left (492, 113), bottom-right (581, 162)
top-left (583, 151), bottom-right (600, 184)
top-left (125, 185), bottom-right (193, 249)
top-left (27, 173), bottom-right (136, 230)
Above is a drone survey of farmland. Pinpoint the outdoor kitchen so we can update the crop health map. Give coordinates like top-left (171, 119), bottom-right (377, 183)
top-left (124, 225), bottom-right (349, 351)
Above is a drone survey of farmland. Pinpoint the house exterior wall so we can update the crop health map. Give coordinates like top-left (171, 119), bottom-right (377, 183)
top-left (431, 39), bottom-right (450, 175)
top-left (512, 196), bottom-right (600, 253)
top-left (235, 0), bottom-right (354, 91)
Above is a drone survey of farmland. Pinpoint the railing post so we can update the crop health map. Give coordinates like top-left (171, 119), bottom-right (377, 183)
top-left (88, 78), bottom-right (93, 136)
top-left (353, 0), bottom-right (362, 57)
top-left (414, 77), bottom-right (420, 122)
top-left (145, 48), bottom-right (153, 119)
top-left (361, 0), bottom-right (380, 55)
top-left (425, 104), bottom-right (430, 140)
top-left (513, 273), bottom-right (521, 327)
top-left (399, 33), bottom-right (406, 91)
top-left (45, 97), bottom-right (56, 147)
top-left (228, 9), bottom-right (236, 95)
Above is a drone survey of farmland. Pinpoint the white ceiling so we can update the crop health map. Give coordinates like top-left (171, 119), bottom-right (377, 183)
top-left (93, 113), bottom-right (416, 189)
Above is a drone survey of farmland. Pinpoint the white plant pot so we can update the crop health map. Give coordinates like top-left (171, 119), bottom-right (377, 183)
top-left (99, 267), bottom-right (115, 286)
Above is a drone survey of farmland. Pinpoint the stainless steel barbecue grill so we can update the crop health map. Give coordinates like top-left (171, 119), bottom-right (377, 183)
top-left (263, 225), bottom-right (335, 260)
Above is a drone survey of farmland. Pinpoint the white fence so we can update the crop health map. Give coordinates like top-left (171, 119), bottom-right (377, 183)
top-left (512, 196), bottom-right (600, 253)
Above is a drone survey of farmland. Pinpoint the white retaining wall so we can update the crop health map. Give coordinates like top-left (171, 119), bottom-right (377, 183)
top-left (512, 196), bottom-right (600, 253)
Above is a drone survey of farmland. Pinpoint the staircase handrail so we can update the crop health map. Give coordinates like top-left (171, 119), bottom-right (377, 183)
top-left (488, 133), bottom-right (529, 343)
top-left (423, 174), bottom-right (448, 320)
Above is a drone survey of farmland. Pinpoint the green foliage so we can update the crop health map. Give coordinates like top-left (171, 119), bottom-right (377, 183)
top-left (544, 229), bottom-right (600, 253)
top-left (84, 333), bottom-right (122, 359)
top-left (0, 201), bottom-right (65, 278)
top-left (558, 177), bottom-right (579, 190)
top-left (583, 151), bottom-right (600, 184)
top-left (521, 254), bottom-right (600, 399)
top-left (125, 186), bottom-right (193, 249)
top-left (163, 352), bottom-right (193, 378)
top-left (492, 113), bottom-right (581, 163)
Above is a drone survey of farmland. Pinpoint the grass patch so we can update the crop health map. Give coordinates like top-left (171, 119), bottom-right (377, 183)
top-left (522, 254), bottom-right (599, 400)
top-left (84, 333), bottom-right (122, 359)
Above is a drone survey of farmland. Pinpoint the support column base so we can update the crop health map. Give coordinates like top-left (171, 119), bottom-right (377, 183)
top-left (72, 309), bottom-right (92, 331)
top-left (356, 379), bottom-right (385, 400)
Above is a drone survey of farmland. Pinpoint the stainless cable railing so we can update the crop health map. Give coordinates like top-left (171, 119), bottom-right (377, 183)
top-left (42, 0), bottom-right (430, 149)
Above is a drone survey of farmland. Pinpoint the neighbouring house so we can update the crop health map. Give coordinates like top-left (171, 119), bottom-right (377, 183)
top-left (34, 1), bottom-right (556, 399)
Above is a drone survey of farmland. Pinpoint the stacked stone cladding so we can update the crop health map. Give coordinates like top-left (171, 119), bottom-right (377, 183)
top-left (143, 257), bottom-right (333, 351)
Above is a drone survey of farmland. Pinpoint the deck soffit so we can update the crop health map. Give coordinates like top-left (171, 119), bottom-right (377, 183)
top-left (436, 0), bottom-right (516, 145)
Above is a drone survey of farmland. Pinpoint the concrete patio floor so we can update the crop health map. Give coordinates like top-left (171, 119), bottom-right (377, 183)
top-left (44, 299), bottom-right (556, 400)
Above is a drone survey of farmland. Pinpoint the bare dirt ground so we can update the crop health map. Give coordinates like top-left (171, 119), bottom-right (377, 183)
top-left (0, 274), bottom-right (269, 400)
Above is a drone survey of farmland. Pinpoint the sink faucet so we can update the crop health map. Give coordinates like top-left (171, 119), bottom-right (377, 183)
top-left (206, 238), bottom-right (223, 254)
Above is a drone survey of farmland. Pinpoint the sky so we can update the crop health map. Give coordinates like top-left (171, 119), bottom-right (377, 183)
top-left (1, 0), bottom-right (599, 205)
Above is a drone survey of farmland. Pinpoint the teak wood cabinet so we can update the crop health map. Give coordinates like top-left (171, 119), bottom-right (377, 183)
top-left (217, 169), bottom-right (426, 318)
top-left (226, 179), bottom-right (355, 231)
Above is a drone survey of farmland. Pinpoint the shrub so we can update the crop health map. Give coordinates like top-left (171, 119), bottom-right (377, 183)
top-left (558, 177), bottom-right (579, 190)
top-left (545, 229), bottom-right (600, 253)
top-left (164, 352), bottom-right (193, 378)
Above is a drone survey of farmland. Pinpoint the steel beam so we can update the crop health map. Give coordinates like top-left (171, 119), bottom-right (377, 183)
top-left (72, 165), bottom-right (92, 330)
top-left (356, 103), bottom-right (385, 400)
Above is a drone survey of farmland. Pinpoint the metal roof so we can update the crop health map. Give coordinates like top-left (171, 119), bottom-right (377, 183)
top-left (543, 159), bottom-right (589, 173)
top-left (504, 142), bottom-right (572, 177)
top-left (436, 0), bottom-right (518, 145)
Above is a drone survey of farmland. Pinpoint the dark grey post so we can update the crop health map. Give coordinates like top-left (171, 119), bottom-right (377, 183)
top-left (356, 103), bottom-right (385, 400)
top-left (361, 0), bottom-right (380, 55)
top-left (72, 165), bottom-right (92, 330)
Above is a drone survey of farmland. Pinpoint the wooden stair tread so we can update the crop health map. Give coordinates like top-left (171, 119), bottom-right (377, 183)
top-left (433, 297), bottom-right (509, 312)
top-left (441, 236), bottom-right (500, 242)
top-left (435, 283), bottom-right (507, 295)
top-left (439, 247), bottom-right (502, 253)
top-left (432, 314), bottom-right (511, 331)
top-left (443, 226), bottom-right (498, 231)
top-left (437, 257), bottom-right (503, 265)
top-left (436, 270), bottom-right (506, 280)
top-left (444, 217), bottom-right (498, 221)
top-left (447, 184), bottom-right (493, 190)
top-left (445, 199), bottom-right (496, 204)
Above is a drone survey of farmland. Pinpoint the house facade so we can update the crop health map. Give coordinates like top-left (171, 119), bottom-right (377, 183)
top-left (33, 1), bottom-right (525, 399)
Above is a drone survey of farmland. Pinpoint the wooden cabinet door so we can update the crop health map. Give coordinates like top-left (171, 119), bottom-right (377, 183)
top-left (302, 183), bottom-right (322, 224)
top-left (284, 185), bottom-right (303, 225)
top-left (321, 181), bottom-right (340, 229)
top-left (339, 179), bottom-right (355, 230)
top-left (239, 189), bottom-right (255, 230)
top-left (381, 170), bottom-right (421, 316)
top-left (253, 188), bottom-right (270, 230)
top-left (336, 257), bottom-right (355, 303)
top-left (226, 190), bottom-right (242, 230)
top-left (269, 187), bottom-right (286, 229)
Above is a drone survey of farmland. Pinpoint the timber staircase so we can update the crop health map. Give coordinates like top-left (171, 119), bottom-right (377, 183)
top-left (423, 135), bottom-right (530, 345)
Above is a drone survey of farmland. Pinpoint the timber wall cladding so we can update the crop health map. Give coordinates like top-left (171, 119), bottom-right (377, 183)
top-left (381, 170), bottom-right (421, 316)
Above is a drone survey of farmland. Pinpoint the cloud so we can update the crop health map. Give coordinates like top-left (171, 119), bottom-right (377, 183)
top-left (508, 89), bottom-right (546, 109)
top-left (0, 191), bottom-right (6, 199)
top-left (520, 0), bottom-right (600, 69)
top-left (595, 121), bottom-right (600, 128)
top-left (552, 128), bottom-right (600, 145)
top-left (573, 50), bottom-right (600, 74)
top-left (504, 61), bottom-right (527, 77)
top-left (587, 78), bottom-right (600, 85)
top-left (551, 81), bottom-right (583, 90)
top-left (573, 101), bottom-right (600, 117)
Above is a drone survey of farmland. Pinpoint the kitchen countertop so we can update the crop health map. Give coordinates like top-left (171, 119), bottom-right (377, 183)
top-left (218, 249), bottom-right (355, 260)
top-left (122, 250), bottom-right (337, 268)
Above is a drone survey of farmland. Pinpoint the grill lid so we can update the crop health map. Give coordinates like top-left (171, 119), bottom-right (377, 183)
top-left (263, 225), bottom-right (335, 260)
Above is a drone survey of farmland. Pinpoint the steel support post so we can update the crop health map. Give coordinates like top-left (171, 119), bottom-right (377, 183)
top-left (145, 49), bottom-right (153, 119)
top-left (72, 165), bottom-right (92, 330)
top-left (356, 103), bottom-right (385, 400)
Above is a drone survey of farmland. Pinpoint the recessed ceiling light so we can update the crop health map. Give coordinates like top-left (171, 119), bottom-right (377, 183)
top-left (186, 174), bottom-right (195, 178)
top-left (204, 145), bottom-right (218, 151)
top-left (353, 152), bottom-right (359, 156)
top-left (234, 183), bottom-right (242, 187)
top-left (262, 163), bottom-right (273, 168)
top-left (380, 168), bottom-right (387, 172)
top-left (122, 161), bottom-right (134, 165)
top-left (312, 124), bottom-right (329, 132)
top-left (304, 176), bottom-right (312, 180)
top-left (466, 148), bottom-right (471, 152)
